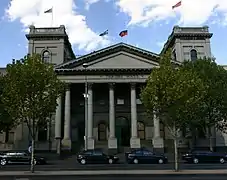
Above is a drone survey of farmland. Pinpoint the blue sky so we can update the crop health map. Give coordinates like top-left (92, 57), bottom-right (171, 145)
top-left (0, 0), bottom-right (227, 67)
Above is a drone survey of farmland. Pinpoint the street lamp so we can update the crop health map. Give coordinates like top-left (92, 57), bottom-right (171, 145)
top-left (83, 63), bottom-right (89, 151)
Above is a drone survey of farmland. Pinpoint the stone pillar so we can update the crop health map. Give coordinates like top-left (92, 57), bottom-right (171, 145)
top-left (152, 111), bottom-right (164, 153)
top-left (87, 83), bottom-right (94, 149)
top-left (55, 96), bottom-right (62, 154)
top-left (62, 84), bottom-right (71, 150)
top-left (130, 83), bottom-right (140, 149)
top-left (108, 83), bottom-right (117, 152)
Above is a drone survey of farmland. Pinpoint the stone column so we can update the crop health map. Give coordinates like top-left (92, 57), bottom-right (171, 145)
top-left (152, 111), bottom-right (164, 153)
top-left (62, 84), bottom-right (71, 150)
top-left (130, 83), bottom-right (140, 149)
top-left (55, 96), bottom-right (62, 154)
top-left (87, 83), bottom-right (94, 149)
top-left (108, 83), bottom-right (117, 152)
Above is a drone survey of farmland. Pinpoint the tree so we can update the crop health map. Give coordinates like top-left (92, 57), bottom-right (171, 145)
top-left (182, 58), bottom-right (227, 151)
top-left (0, 74), bottom-right (17, 133)
top-left (2, 54), bottom-right (64, 172)
top-left (141, 51), bottom-right (205, 171)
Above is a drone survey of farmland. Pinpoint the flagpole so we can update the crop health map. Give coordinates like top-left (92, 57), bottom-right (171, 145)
top-left (51, 6), bottom-right (53, 27)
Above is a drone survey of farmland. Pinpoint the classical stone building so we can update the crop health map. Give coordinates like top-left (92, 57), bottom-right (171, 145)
top-left (0, 25), bottom-right (227, 153)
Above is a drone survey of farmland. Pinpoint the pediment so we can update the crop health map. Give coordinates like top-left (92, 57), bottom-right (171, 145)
top-left (72, 51), bottom-right (158, 70)
top-left (55, 43), bottom-right (160, 71)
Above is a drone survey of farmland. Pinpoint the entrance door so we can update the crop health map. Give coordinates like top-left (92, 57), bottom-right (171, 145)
top-left (116, 117), bottom-right (130, 146)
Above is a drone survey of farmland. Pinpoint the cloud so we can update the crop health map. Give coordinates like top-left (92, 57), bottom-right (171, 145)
top-left (116, 0), bottom-right (227, 26)
top-left (5, 0), bottom-right (111, 52)
top-left (84, 0), bottom-right (100, 10)
top-left (84, 0), bottom-right (110, 10)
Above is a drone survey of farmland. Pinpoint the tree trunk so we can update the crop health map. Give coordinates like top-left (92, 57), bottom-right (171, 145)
top-left (173, 137), bottom-right (179, 171)
top-left (208, 128), bottom-right (213, 151)
top-left (30, 138), bottom-right (35, 173)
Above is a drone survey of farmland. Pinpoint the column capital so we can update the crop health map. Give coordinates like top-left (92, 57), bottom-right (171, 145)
top-left (65, 83), bottom-right (71, 91)
top-left (108, 83), bottom-right (115, 89)
top-left (88, 83), bottom-right (93, 89)
top-left (130, 82), bottom-right (136, 89)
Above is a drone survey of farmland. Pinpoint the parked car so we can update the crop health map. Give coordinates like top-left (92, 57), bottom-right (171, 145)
top-left (77, 149), bottom-right (119, 165)
top-left (182, 150), bottom-right (227, 164)
top-left (0, 151), bottom-right (47, 166)
top-left (125, 148), bottom-right (168, 164)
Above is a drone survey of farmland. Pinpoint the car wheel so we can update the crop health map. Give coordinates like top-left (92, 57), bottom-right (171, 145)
top-left (0, 159), bottom-right (7, 166)
top-left (133, 158), bottom-right (138, 164)
top-left (108, 159), bottom-right (113, 164)
top-left (219, 158), bottom-right (225, 164)
top-left (158, 159), bottom-right (164, 164)
top-left (80, 159), bottom-right (86, 165)
top-left (193, 158), bottom-right (199, 164)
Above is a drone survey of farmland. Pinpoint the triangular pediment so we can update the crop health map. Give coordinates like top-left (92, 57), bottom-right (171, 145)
top-left (55, 43), bottom-right (160, 71)
top-left (73, 52), bottom-right (158, 70)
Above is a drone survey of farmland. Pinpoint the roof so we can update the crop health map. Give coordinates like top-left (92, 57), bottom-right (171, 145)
top-left (55, 42), bottom-right (160, 70)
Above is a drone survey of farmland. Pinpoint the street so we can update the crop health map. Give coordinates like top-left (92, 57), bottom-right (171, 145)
top-left (0, 174), bottom-right (227, 180)
top-left (0, 162), bottom-right (226, 171)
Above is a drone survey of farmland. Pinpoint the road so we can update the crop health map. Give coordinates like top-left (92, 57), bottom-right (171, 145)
top-left (0, 162), bottom-right (226, 171)
top-left (0, 174), bottom-right (227, 180)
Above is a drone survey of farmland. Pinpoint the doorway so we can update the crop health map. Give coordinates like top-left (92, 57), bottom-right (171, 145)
top-left (115, 117), bottom-right (130, 146)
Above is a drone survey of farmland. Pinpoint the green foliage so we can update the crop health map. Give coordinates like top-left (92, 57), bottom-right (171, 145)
top-left (182, 58), bottom-right (227, 133)
top-left (0, 74), bottom-right (16, 132)
top-left (2, 54), bottom-right (65, 139)
top-left (141, 50), bottom-right (206, 135)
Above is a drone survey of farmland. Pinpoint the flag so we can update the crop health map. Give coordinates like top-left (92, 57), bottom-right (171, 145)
top-left (172, 1), bottom-right (181, 9)
top-left (44, 8), bottom-right (53, 13)
top-left (119, 30), bottom-right (128, 37)
top-left (99, 30), bottom-right (108, 36)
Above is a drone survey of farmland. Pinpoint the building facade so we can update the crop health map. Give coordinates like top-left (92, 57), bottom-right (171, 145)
top-left (0, 25), bottom-right (227, 153)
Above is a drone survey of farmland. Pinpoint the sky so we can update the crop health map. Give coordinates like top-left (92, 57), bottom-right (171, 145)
top-left (0, 0), bottom-right (227, 67)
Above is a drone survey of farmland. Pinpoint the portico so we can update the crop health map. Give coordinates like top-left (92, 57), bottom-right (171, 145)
top-left (54, 43), bottom-right (164, 152)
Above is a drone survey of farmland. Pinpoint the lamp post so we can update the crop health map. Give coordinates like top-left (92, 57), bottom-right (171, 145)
top-left (83, 63), bottom-right (89, 151)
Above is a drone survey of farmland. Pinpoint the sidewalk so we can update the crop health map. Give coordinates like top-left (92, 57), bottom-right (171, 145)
top-left (0, 169), bottom-right (227, 176)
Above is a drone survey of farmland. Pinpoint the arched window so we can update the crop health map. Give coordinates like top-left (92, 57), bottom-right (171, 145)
top-left (42, 51), bottom-right (50, 63)
top-left (98, 123), bottom-right (106, 141)
top-left (190, 49), bottom-right (197, 61)
top-left (137, 121), bottom-right (145, 140)
top-left (38, 122), bottom-right (48, 141)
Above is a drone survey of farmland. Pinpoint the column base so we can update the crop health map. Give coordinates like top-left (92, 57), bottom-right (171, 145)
top-left (153, 137), bottom-right (164, 153)
top-left (87, 138), bottom-right (95, 150)
top-left (55, 138), bottom-right (61, 155)
top-left (130, 137), bottom-right (141, 149)
top-left (61, 139), bottom-right (72, 150)
top-left (108, 138), bottom-right (118, 154)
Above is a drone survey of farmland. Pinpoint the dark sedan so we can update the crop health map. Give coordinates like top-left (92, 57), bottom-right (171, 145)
top-left (0, 151), bottom-right (47, 166)
top-left (125, 148), bottom-right (168, 164)
top-left (182, 150), bottom-right (227, 164)
top-left (77, 149), bottom-right (119, 165)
